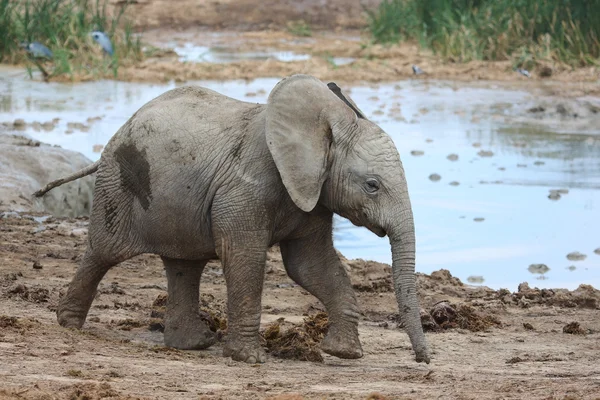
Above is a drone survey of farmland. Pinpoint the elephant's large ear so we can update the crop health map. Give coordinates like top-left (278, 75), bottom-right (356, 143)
top-left (266, 74), bottom-right (357, 212)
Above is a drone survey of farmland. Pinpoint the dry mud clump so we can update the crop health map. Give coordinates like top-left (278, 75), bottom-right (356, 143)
top-left (262, 312), bottom-right (329, 362)
top-left (507, 282), bottom-right (600, 309)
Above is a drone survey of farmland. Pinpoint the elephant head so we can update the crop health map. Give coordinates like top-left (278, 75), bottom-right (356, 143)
top-left (265, 74), bottom-right (430, 363)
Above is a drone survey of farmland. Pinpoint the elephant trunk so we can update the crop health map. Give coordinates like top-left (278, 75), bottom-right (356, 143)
top-left (388, 205), bottom-right (430, 364)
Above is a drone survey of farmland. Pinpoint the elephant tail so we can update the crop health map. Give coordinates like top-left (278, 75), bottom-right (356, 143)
top-left (33, 159), bottom-right (101, 198)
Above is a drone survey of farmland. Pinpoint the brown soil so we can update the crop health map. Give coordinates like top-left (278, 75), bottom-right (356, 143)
top-left (116, 0), bottom-right (380, 31)
top-left (114, 28), bottom-right (600, 95)
top-left (1, 213), bottom-right (600, 399)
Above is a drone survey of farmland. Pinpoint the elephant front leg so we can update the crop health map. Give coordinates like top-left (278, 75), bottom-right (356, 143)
top-left (280, 222), bottom-right (363, 359)
top-left (217, 231), bottom-right (269, 364)
top-left (162, 257), bottom-right (216, 350)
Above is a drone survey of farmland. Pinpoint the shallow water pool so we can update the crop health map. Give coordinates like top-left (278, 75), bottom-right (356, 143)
top-left (1, 69), bottom-right (599, 290)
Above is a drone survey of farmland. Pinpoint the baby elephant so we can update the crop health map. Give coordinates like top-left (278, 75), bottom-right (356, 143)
top-left (34, 74), bottom-right (430, 364)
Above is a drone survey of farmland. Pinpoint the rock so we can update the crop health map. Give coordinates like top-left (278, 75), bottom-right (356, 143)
top-left (32, 261), bottom-right (43, 270)
top-left (0, 134), bottom-right (95, 217)
top-left (410, 150), bottom-right (424, 156)
top-left (41, 122), bottom-right (55, 131)
top-left (523, 322), bottom-right (535, 331)
top-left (566, 252), bottom-right (587, 261)
top-left (449, 181), bottom-right (460, 186)
top-left (567, 265), bottom-right (576, 271)
top-left (446, 154), bottom-right (459, 161)
top-left (477, 150), bottom-right (494, 157)
top-left (13, 119), bottom-right (26, 127)
top-left (66, 122), bottom-right (90, 132)
top-left (467, 276), bottom-right (484, 284)
top-left (556, 104), bottom-right (569, 116)
top-left (473, 217), bottom-right (485, 222)
top-left (595, 248), bottom-right (600, 255)
top-left (528, 106), bottom-right (546, 113)
top-left (428, 173), bottom-right (441, 182)
top-left (528, 264), bottom-right (550, 274)
top-left (533, 161), bottom-right (545, 166)
top-left (548, 191), bottom-right (561, 200)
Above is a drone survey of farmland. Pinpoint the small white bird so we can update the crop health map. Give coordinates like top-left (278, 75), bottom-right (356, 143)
top-left (89, 31), bottom-right (114, 56)
top-left (412, 65), bottom-right (425, 75)
top-left (516, 68), bottom-right (530, 78)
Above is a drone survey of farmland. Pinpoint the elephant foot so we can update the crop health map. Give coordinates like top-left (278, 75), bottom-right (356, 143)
top-left (164, 314), bottom-right (216, 350)
top-left (223, 339), bottom-right (266, 363)
top-left (57, 303), bottom-right (86, 329)
top-left (321, 325), bottom-right (363, 359)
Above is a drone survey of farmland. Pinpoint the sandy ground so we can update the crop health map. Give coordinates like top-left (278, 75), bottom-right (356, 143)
top-left (1, 213), bottom-right (599, 399)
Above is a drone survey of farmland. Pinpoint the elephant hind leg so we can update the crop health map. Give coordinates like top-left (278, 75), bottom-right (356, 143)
top-left (57, 248), bottom-right (128, 329)
top-left (162, 257), bottom-right (216, 350)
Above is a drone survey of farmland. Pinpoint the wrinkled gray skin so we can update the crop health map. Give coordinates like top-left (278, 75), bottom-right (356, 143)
top-left (42, 74), bottom-right (430, 364)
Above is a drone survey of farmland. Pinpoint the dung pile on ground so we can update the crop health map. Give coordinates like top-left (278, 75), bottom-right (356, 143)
top-left (421, 301), bottom-right (501, 332)
top-left (506, 282), bottom-right (600, 309)
top-left (262, 312), bottom-right (329, 362)
top-left (0, 315), bottom-right (38, 331)
top-left (563, 321), bottom-right (587, 335)
top-left (199, 293), bottom-right (227, 333)
top-left (0, 315), bottom-right (20, 329)
top-left (148, 292), bottom-right (227, 335)
top-left (5, 283), bottom-right (49, 303)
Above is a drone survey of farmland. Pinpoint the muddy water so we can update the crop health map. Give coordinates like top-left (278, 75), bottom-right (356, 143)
top-left (1, 68), bottom-right (599, 290)
top-left (170, 42), bottom-right (355, 66)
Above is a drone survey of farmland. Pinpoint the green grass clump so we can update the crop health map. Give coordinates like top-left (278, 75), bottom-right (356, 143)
top-left (366, 0), bottom-right (600, 67)
top-left (1, 0), bottom-right (144, 80)
top-left (287, 20), bottom-right (312, 37)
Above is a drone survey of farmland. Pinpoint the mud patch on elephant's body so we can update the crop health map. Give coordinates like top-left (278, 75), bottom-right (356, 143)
top-left (113, 143), bottom-right (153, 211)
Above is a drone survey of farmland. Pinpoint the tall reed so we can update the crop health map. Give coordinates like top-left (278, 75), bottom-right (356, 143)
top-left (366, 0), bottom-right (600, 66)
top-left (1, 0), bottom-right (143, 79)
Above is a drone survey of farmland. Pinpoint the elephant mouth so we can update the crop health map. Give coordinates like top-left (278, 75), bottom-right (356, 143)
top-left (367, 225), bottom-right (387, 238)
top-left (346, 216), bottom-right (387, 238)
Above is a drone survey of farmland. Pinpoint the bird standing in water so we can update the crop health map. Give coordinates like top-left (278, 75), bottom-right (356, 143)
top-left (516, 68), bottom-right (530, 78)
top-left (19, 41), bottom-right (53, 82)
top-left (412, 65), bottom-right (425, 75)
top-left (90, 31), bottom-right (114, 56)
top-left (20, 41), bottom-right (53, 59)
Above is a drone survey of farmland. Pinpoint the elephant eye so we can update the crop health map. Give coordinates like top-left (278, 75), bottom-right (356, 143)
top-left (365, 178), bottom-right (380, 193)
